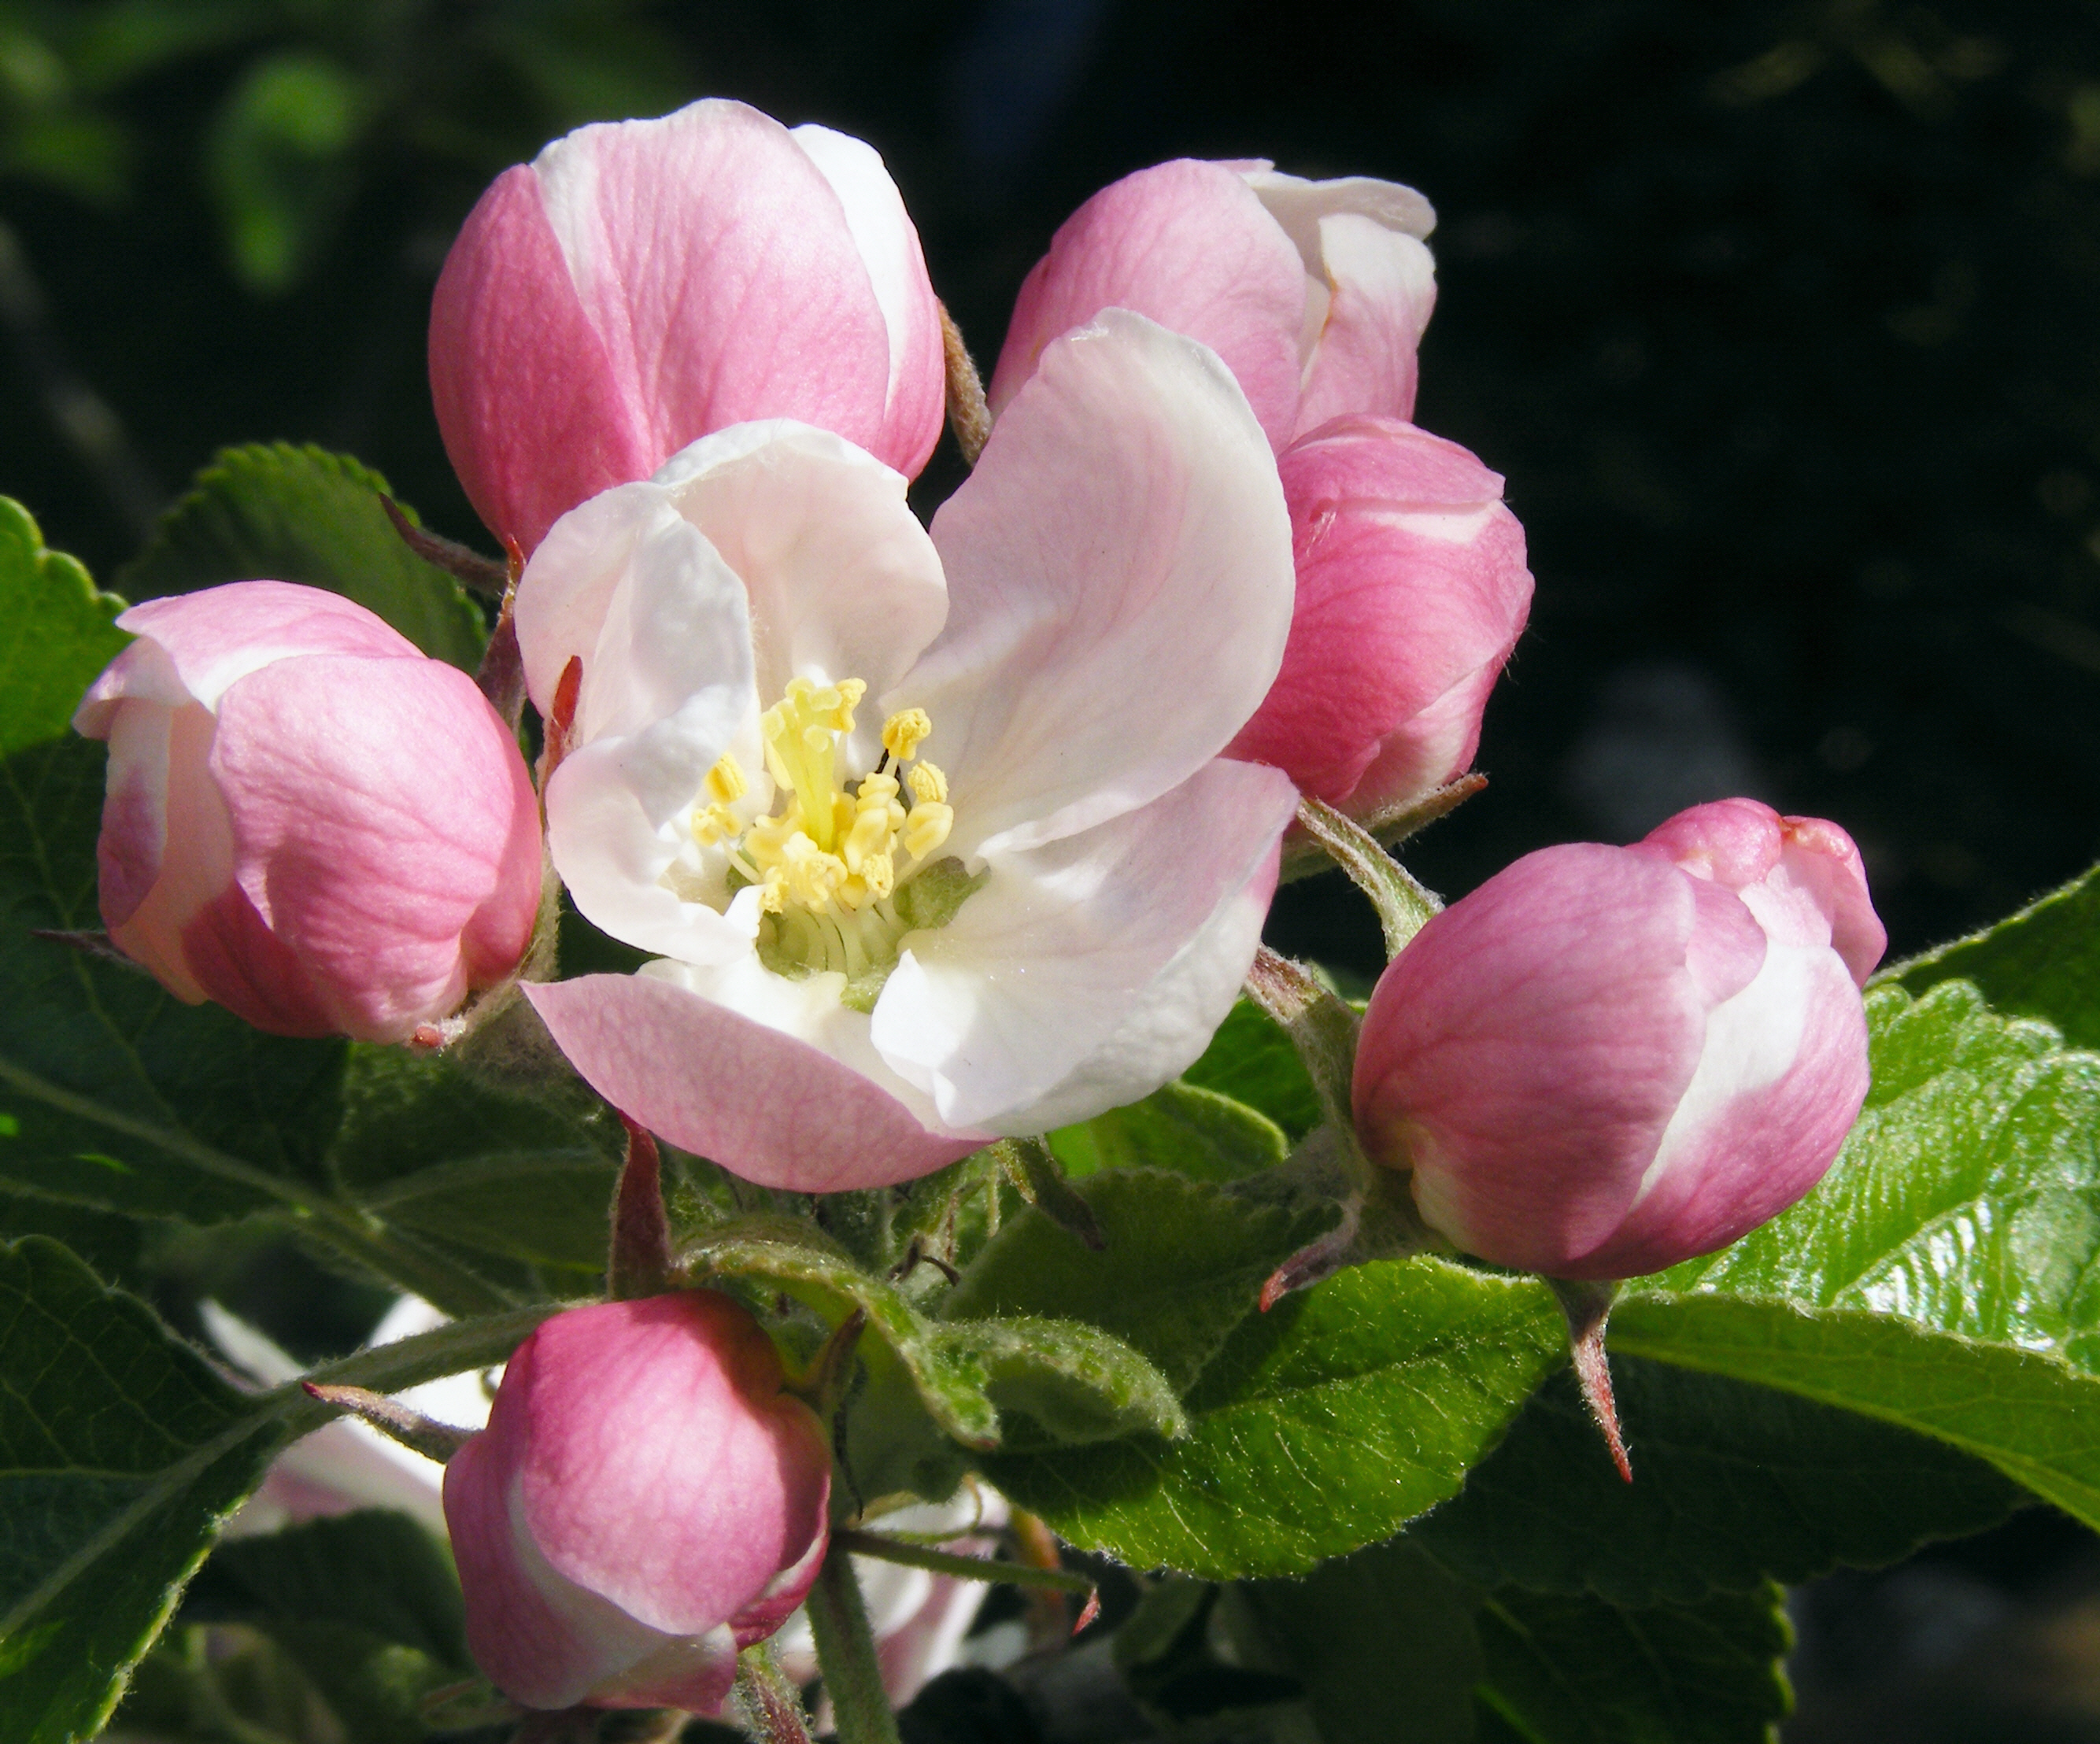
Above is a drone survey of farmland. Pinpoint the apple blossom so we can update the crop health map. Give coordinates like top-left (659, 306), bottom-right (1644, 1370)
top-left (431, 98), bottom-right (945, 556)
top-left (1352, 799), bottom-right (1884, 1280)
top-left (519, 310), bottom-right (1301, 1190)
top-left (1225, 414), bottom-right (1533, 815)
top-left (988, 157), bottom-right (1436, 452)
top-left (72, 582), bottom-right (542, 1044)
top-left (443, 1291), bottom-right (831, 1713)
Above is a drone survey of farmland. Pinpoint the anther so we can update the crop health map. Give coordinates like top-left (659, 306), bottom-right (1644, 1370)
top-left (704, 753), bottom-right (748, 805)
top-left (907, 761), bottom-right (948, 806)
top-left (883, 708), bottom-right (934, 761)
top-left (904, 803), bottom-right (953, 859)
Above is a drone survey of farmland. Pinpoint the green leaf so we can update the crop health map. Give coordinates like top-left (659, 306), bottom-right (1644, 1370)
top-left (0, 1236), bottom-right (554, 1743)
top-left (1611, 1294), bottom-right (2100, 1528)
top-left (1473, 1583), bottom-right (1791, 1744)
top-left (116, 445), bottom-right (486, 668)
top-left (1411, 1358), bottom-right (2024, 1605)
top-left (0, 525), bottom-right (540, 1313)
top-left (0, 1236), bottom-right (283, 1742)
top-left (327, 1046), bottom-right (622, 1276)
top-left (1887, 859), bottom-right (2100, 1049)
top-left (1234, 1539), bottom-right (1484, 1744)
top-left (930, 1316), bottom-right (1186, 1447)
top-left (190, 1510), bottom-right (475, 1742)
top-left (1048, 1081), bottom-right (1288, 1183)
top-left (0, 497), bottom-right (126, 757)
top-left (1180, 998), bottom-right (1323, 1143)
top-left (1609, 980), bottom-right (2100, 1529)
top-left (0, 519), bottom-right (353, 1232)
top-left (944, 1169), bottom-right (1332, 1391)
top-left (197, 1511), bottom-right (467, 1668)
top-left (982, 1257), bottom-right (1564, 1579)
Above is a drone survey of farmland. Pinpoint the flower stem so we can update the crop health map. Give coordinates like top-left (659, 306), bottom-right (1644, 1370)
top-left (832, 1525), bottom-right (1095, 1594)
top-left (733, 1643), bottom-right (816, 1744)
top-left (807, 1541), bottom-right (903, 1744)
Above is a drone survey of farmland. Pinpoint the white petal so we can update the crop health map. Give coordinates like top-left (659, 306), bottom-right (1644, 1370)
top-left (1240, 168), bottom-right (1437, 264)
top-left (910, 312), bottom-right (1295, 855)
top-left (1634, 940), bottom-right (1818, 1209)
top-left (869, 759), bottom-right (1297, 1130)
top-left (652, 420), bottom-right (948, 732)
top-left (538, 500), bottom-right (760, 965)
top-left (516, 481), bottom-right (689, 715)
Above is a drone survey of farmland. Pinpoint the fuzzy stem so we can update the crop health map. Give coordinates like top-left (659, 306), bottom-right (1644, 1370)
top-left (807, 1541), bottom-right (904, 1744)
top-left (733, 1643), bottom-right (817, 1744)
top-left (940, 302), bottom-right (991, 466)
top-left (301, 1381), bottom-right (475, 1462)
top-left (1549, 1277), bottom-right (1632, 1482)
top-left (833, 1526), bottom-right (1095, 1594)
top-left (608, 1114), bottom-right (674, 1299)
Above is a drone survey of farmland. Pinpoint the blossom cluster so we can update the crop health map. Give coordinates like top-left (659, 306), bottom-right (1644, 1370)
top-left (73, 98), bottom-right (1881, 1720)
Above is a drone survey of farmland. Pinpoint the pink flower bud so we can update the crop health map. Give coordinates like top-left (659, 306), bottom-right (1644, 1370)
top-left (443, 1292), bottom-right (832, 1713)
top-left (1225, 415), bottom-right (1533, 813)
top-left (431, 98), bottom-right (945, 555)
top-left (989, 158), bottom-right (1436, 451)
top-left (72, 582), bottom-right (542, 1044)
top-left (1352, 800), bottom-right (1884, 1280)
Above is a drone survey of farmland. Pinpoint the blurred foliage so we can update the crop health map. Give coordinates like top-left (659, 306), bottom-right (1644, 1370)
top-left (0, 0), bottom-right (690, 287)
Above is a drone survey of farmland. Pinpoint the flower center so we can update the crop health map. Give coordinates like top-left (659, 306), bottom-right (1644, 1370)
top-left (690, 676), bottom-right (981, 1009)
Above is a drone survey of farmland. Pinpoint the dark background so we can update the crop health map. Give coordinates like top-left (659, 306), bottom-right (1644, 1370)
top-left (7, 0), bottom-right (2100, 975)
top-left (5, 2), bottom-right (2099, 1737)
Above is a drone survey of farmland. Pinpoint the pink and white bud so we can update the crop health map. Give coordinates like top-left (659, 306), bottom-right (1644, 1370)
top-left (443, 1292), bottom-right (832, 1714)
top-left (988, 158), bottom-right (1436, 451)
top-left (72, 582), bottom-right (542, 1044)
top-left (431, 98), bottom-right (945, 555)
top-left (1225, 415), bottom-right (1532, 814)
top-left (1352, 800), bottom-right (1884, 1280)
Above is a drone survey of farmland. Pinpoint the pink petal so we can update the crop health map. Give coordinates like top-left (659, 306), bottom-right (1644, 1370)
top-left (105, 700), bottom-right (335, 1026)
top-left (94, 699), bottom-right (174, 929)
top-left (986, 159), bottom-right (1309, 449)
top-left (77, 581), bottom-right (419, 722)
top-left (523, 974), bottom-right (982, 1191)
top-left (1292, 216), bottom-right (1439, 435)
top-left (538, 102), bottom-right (897, 473)
top-left (1226, 416), bottom-right (1532, 808)
top-left (209, 655), bottom-right (541, 1042)
top-left (917, 311), bottom-right (1294, 855)
top-left (1355, 845), bottom-right (1758, 1272)
top-left (510, 1296), bottom-right (831, 1638)
top-left (429, 164), bottom-right (653, 556)
top-left (1584, 944), bottom-right (1868, 1277)
top-left (444, 1430), bottom-right (673, 1710)
top-left (1780, 815), bottom-right (1886, 986)
top-left (1640, 800), bottom-right (1886, 987)
top-left (1340, 656), bottom-right (1503, 817)
top-left (790, 125), bottom-right (946, 478)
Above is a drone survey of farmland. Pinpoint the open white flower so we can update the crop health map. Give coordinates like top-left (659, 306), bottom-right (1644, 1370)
top-left (520, 312), bottom-right (1300, 1189)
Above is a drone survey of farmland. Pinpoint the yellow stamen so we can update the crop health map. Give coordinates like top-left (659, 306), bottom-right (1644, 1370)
top-left (704, 752), bottom-right (748, 805)
top-left (882, 708), bottom-right (933, 761)
top-left (903, 803), bottom-right (953, 860)
top-left (906, 761), bottom-right (948, 806)
top-left (682, 679), bottom-right (975, 984)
